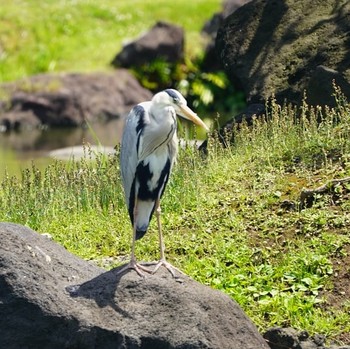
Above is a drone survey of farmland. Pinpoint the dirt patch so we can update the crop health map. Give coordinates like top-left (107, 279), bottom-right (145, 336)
top-left (328, 243), bottom-right (350, 343)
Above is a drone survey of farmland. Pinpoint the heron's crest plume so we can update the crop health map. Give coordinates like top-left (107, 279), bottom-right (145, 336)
top-left (152, 89), bottom-right (186, 108)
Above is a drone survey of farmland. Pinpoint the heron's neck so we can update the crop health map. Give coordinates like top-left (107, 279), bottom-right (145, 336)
top-left (150, 105), bottom-right (176, 125)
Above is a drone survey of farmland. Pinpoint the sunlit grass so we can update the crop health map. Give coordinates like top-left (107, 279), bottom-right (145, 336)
top-left (0, 0), bottom-right (221, 82)
top-left (1, 92), bottom-right (350, 342)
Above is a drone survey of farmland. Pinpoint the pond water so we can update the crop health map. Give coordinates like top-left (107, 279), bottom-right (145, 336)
top-left (0, 119), bottom-right (124, 178)
top-left (0, 117), bottom-right (211, 179)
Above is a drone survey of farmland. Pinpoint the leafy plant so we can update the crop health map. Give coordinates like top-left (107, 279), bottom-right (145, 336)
top-left (178, 57), bottom-right (246, 117)
top-left (131, 55), bottom-right (245, 120)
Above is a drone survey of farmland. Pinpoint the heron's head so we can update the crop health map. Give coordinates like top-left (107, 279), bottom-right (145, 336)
top-left (152, 89), bottom-right (209, 131)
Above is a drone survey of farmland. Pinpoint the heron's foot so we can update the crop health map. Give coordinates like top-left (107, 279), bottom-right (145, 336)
top-left (116, 259), bottom-right (153, 278)
top-left (151, 258), bottom-right (185, 279)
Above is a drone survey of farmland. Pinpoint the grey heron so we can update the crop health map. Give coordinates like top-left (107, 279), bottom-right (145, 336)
top-left (118, 89), bottom-right (209, 277)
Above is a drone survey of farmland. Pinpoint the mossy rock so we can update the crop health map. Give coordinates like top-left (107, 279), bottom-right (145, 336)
top-left (216, 0), bottom-right (350, 105)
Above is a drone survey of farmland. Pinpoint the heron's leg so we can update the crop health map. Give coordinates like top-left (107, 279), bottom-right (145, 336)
top-left (115, 199), bottom-right (152, 277)
top-left (130, 216), bottom-right (138, 264)
top-left (152, 199), bottom-right (184, 278)
top-left (156, 201), bottom-right (166, 261)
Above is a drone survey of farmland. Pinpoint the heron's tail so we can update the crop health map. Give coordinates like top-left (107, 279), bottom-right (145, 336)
top-left (136, 229), bottom-right (147, 240)
top-left (133, 199), bottom-right (156, 240)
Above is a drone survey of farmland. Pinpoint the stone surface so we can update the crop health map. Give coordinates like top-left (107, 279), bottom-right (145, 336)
top-left (216, 0), bottom-right (350, 105)
top-left (0, 222), bottom-right (270, 349)
top-left (306, 65), bottom-right (350, 108)
top-left (201, 0), bottom-right (252, 71)
top-left (198, 103), bottom-right (265, 153)
top-left (48, 145), bottom-right (116, 160)
top-left (112, 21), bottom-right (184, 68)
top-left (263, 327), bottom-right (350, 349)
top-left (0, 70), bottom-right (153, 130)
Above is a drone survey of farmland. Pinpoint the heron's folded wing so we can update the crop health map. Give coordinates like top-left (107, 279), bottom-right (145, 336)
top-left (138, 120), bottom-right (176, 161)
top-left (120, 104), bottom-right (149, 200)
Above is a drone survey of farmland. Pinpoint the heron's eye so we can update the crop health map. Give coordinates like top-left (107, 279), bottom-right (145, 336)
top-left (173, 97), bottom-right (180, 104)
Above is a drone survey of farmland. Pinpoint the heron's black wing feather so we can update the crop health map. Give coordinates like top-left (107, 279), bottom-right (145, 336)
top-left (120, 103), bottom-right (150, 220)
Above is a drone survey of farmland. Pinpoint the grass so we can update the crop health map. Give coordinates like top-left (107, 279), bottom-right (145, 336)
top-left (1, 92), bottom-right (350, 343)
top-left (0, 0), bottom-right (221, 82)
top-left (1, 0), bottom-right (350, 343)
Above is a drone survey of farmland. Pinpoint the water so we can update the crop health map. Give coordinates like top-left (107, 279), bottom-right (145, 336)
top-left (0, 115), bottom-right (213, 179)
top-left (0, 119), bottom-right (124, 178)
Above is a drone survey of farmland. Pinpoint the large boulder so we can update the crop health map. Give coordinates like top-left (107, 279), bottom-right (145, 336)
top-left (201, 0), bottom-right (252, 71)
top-left (216, 0), bottom-right (350, 106)
top-left (0, 70), bottom-right (153, 131)
top-left (111, 21), bottom-right (184, 68)
top-left (306, 65), bottom-right (350, 107)
top-left (0, 222), bottom-right (270, 349)
top-left (202, 0), bottom-right (252, 37)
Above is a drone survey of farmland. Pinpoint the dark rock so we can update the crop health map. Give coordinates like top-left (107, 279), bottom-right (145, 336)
top-left (223, 103), bottom-right (265, 127)
top-left (280, 200), bottom-right (297, 212)
top-left (0, 70), bottom-right (152, 131)
top-left (201, 0), bottom-right (252, 71)
top-left (306, 66), bottom-right (350, 108)
top-left (10, 91), bottom-right (84, 127)
top-left (0, 110), bottom-right (41, 131)
top-left (264, 327), bottom-right (312, 349)
top-left (202, 0), bottom-right (252, 38)
top-left (112, 21), bottom-right (184, 68)
top-left (199, 103), bottom-right (265, 153)
top-left (263, 327), bottom-right (350, 349)
top-left (216, 0), bottom-right (350, 105)
top-left (0, 222), bottom-right (270, 349)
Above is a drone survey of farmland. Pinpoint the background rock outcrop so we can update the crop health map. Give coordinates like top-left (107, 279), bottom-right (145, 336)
top-left (216, 0), bottom-right (350, 106)
top-left (111, 21), bottom-right (184, 68)
top-left (0, 222), bottom-right (270, 349)
top-left (201, 0), bottom-right (252, 71)
top-left (0, 70), bottom-right (152, 131)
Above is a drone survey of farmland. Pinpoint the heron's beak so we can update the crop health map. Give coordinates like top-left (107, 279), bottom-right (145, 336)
top-left (178, 105), bottom-right (209, 132)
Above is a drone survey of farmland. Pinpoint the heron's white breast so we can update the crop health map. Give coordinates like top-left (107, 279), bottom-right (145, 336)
top-left (145, 148), bottom-right (170, 189)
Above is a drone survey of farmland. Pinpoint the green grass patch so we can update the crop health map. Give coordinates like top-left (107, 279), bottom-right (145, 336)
top-left (1, 92), bottom-right (350, 343)
top-left (0, 0), bottom-right (221, 82)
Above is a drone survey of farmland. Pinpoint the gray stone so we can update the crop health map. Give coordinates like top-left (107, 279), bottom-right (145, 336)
top-left (0, 70), bottom-right (152, 130)
top-left (216, 0), bottom-right (350, 105)
top-left (48, 145), bottom-right (116, 160)
top-left (198, 103), bottom-right (265, 153)
top-left (112, 21), bottom-right (184, 68)
top-left (0, 222), bottom-right (270, 349)
top-left (264, 327), bottom-right (312, 349)
top-left (202, 0), bottom-right (252, 38)
top-left (263, 327), bottom-right (350, 349)
top-left (306, 66), bottom-right (350, 108)
top-left (201, 0), bottom-right (252, 71)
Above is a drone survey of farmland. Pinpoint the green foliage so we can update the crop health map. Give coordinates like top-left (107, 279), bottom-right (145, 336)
top-left (131, 56), bottom-right (245, 119)
top-left (178, 57), bottom-right (246, 116)
top-left (2, 92), bottom-right (350, 342)
top-left (130, 59), bottom-right (181, 91)
top-left (232, 91), bottom-right (350, 171)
